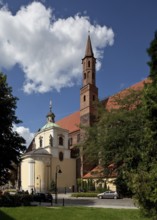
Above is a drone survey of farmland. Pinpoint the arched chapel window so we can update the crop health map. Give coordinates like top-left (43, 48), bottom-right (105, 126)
top-left (32, 140), bottom-right (36, 150)
top-left (39, 136), bottom-right (43, 148)
top-left (49, 135), bottom-right (53, 147)
top-left (59, 136), bottom-right (64, 146)
top-left (59, 152), bottom-right (64, 161)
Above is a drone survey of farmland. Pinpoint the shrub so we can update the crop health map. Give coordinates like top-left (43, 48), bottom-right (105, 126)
top-left (0, 193), bottom-right (32, 207)
top-left (71, 192), bottom-right (97, 198)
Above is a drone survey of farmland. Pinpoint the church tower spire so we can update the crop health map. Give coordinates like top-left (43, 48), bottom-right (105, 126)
top-left (85, 34), bottom-right (94, 57)
top-left (80, 34), bottom-right (98, 126)
top-left (82, 33), bottom-right (96, 87)
top-left (79, 34), bottom-right (99, 178)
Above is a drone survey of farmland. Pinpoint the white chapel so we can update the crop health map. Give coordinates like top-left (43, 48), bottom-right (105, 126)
top-left (21, 101), bottom-right (76, 193)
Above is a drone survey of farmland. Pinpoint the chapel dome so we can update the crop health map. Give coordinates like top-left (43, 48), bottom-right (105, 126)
top-left (41, 121), bottom-right (60, 131)
top-left (40, 99), bottom-right (60, 131)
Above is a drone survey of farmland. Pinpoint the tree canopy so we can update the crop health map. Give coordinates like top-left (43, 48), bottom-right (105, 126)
top-left (81, 89), bottom-right (144, 196)
top-left (131, 31), bottom-right (157, 219)
top-left (80, 31), bottom-right (157, 219)
top-left (0, 72), bottom-right (26, 185)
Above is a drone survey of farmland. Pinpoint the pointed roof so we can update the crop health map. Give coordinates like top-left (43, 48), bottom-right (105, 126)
top-left (85, 34), bottom-right (94, 57)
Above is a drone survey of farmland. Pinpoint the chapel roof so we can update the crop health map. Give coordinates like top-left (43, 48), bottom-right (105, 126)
top-left (39, 99), bottom-right (61, 131)
top-left (23, 148), bottom-right (51, 157)
top-left (41, 121), bottom-right (60, 131)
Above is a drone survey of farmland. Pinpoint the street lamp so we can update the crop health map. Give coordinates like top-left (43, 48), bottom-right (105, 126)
top-left (55, 165), bottom-right (62, 204)
top-left (37, 176), bottom-right (41, 193)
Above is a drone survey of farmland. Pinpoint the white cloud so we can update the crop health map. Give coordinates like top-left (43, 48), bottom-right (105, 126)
top-left (13, 125), bottom-right (34, 147)
top-left (0, 2), bottom-right (114, 94)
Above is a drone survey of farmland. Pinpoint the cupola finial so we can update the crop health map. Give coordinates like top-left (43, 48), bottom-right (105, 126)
top-left (50, 99), bottom-right (52, 112)
top-left (47, 99), bottom-right (55, 123)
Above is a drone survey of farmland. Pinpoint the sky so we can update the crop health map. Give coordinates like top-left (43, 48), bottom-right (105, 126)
top-left (0, 0), bottom-right (157, 147)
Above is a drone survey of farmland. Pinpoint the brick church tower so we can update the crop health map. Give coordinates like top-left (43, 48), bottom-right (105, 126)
top-left (80, 34), bottom-right (98, 126)
top-left (79, 34), bottom-right (98, 177)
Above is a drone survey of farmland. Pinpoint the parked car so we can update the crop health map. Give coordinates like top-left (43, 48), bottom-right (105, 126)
top-left (45, 193), bottom-right (53, 202)
top-left (97, 191), bottom-right (119, 199)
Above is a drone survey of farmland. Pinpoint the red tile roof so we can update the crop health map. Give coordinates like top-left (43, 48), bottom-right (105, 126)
top-left (56, 111), bottom-right (80, 133)
top-left (83, 164), bottom-right (117, 178)
top-left (104, 79), bottom-right (149, 110)
top-left (56, 79), bottom-right (149, 134)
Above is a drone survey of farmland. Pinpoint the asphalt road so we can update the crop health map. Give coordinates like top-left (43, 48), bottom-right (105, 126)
top-left (33, 194), bottom-right (137, 209)
top-left (58, 196), bottom-right (137, 209)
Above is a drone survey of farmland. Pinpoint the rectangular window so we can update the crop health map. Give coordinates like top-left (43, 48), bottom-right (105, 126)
top-left (68, 138), bottom-right (73, 146)
top-left (77, 134), bottom-right (80, 143)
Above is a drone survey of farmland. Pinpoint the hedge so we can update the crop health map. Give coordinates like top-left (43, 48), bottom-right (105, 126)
top-left (0, 193), bottom-right (32, 207)
top-left (71, 192), bottom-right (98, 198)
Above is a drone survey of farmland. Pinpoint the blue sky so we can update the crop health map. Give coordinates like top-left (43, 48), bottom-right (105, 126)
top-left (0, 0), bottom-right (157, 146)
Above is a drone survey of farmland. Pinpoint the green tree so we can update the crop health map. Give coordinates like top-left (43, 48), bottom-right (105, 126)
top-left (81, 89), bottom-right (143, 196)
top-left (130, 31), bottom-right (157, 219)
top-left (0, 72), bottom-right (26, 185)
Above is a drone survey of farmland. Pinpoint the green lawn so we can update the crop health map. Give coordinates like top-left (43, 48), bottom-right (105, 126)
top-left (0, 207), bottom-right (150, 220)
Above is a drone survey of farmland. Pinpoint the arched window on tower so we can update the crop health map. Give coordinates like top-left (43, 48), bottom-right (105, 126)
top-left (87, 71), bottom-right (89, 78)
top-left (93, 95), bottom-right (95, 101)
top-left (83, 95), bottom-right (86, 102)
top-left (88, 60), bottom-right (90, 67)
top-left (84, 73), bottom-right (86, 79)
top-left (59, 136), bottom-right (64, 146)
